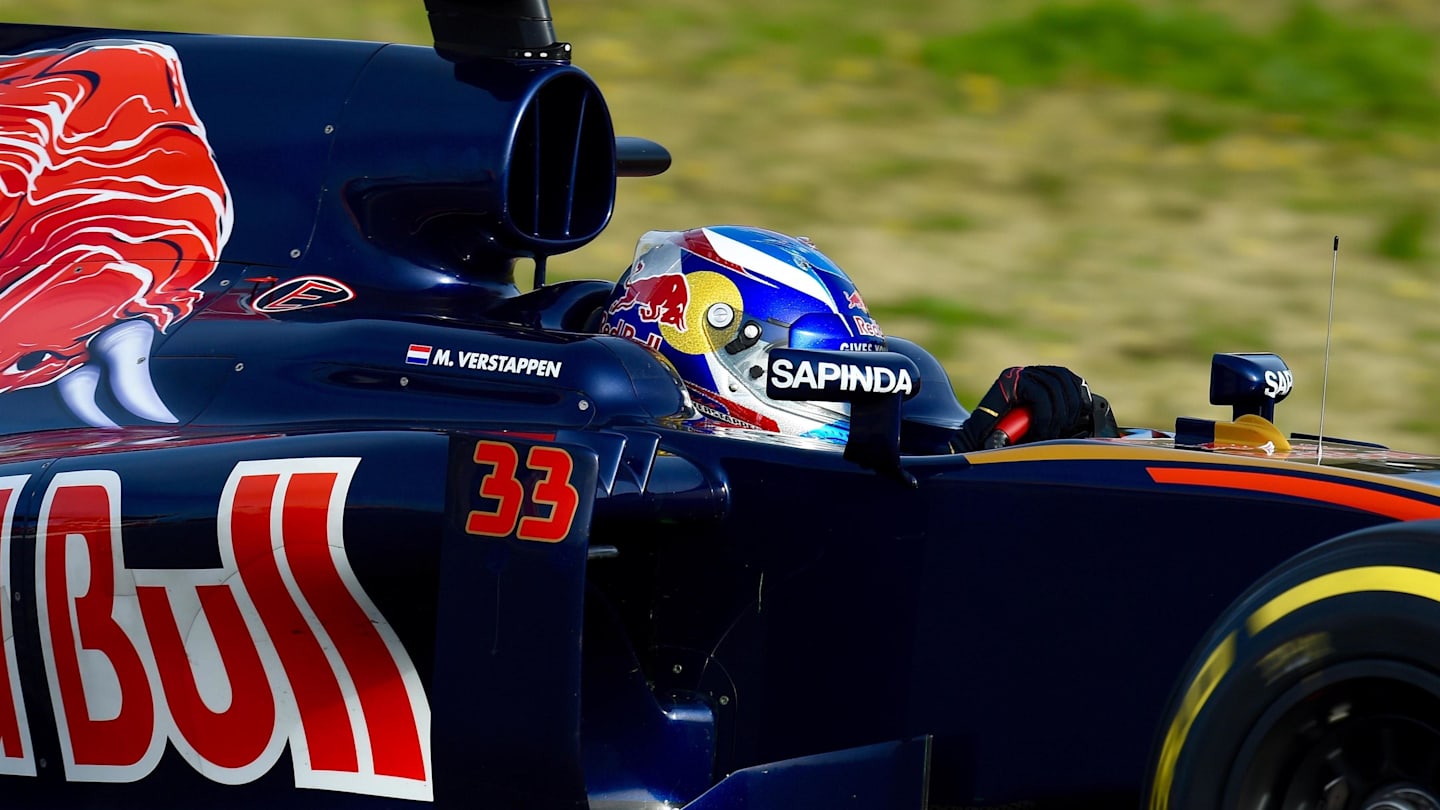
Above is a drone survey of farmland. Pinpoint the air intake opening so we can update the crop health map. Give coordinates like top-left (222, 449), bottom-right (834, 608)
top-left (508, 72), bottom-right (615, 247)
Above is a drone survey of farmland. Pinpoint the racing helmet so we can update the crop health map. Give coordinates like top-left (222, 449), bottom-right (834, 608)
top-left (600, 226), bottom-right (885, 444)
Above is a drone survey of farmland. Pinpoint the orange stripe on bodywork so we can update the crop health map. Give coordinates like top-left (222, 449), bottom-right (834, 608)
top-left (964, 443), bottom-right (1440, 500)
top-left (1146, 467), bottom-right (1440, 520)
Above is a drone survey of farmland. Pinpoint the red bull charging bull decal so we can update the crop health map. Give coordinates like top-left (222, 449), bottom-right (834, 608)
top-left (0, 39), bottom-right (233, 426)
top-left (0, 459), bottom-right (432, 800)
top-left (606, 259), bottom-right (692, 334)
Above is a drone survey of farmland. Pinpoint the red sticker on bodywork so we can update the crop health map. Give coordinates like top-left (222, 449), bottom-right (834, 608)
top-left (466, 440), bottom-right (581, 543)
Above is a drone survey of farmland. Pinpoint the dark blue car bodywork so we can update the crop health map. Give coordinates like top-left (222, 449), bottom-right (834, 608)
top-left (2, 5), bottom-right (1440, 809)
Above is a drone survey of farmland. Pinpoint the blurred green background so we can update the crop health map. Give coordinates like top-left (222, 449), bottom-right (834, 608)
top-left (9, 0), bottom-right (1440, 450)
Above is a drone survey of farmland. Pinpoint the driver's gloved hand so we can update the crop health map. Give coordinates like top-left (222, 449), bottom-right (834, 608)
top-left (955, 365), bottom-right (1094, 451)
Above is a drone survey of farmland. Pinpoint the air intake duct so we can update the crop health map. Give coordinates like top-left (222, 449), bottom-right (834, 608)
top-left (334, 45), bottom-right (616, 271)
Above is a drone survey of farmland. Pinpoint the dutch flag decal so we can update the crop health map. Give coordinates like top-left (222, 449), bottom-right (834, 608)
top-left (406, 344), bottom-right (432, 365)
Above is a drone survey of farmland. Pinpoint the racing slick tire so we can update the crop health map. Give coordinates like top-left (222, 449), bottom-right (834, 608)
top-left (1146, 520), bottom-right (1440, 810)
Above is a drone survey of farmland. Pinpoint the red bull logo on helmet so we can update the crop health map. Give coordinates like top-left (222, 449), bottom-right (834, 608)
top-left (606, 271), bottom-right (691, 332)
top-left (853, 315), bottom-right (884, 339)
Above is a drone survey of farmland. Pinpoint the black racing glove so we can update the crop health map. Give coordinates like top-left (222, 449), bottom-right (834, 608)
top-left (955, 365), bottom-right (1094, 451)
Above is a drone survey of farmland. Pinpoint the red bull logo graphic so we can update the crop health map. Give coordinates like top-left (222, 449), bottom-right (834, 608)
top-left (600, 318), bottom-right (663, 352)
top-left (846, 290), bottom-right (869, 313)
top-left (607, 271), bottom-right (691, 332)
top-left (0, 40), bottom-right (232, 425)
top-left (0, 460), bottom-right (431, 800)
top-left (853, 315), bottom-right (884, 339)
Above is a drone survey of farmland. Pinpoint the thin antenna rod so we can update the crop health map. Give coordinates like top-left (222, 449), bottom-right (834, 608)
top-left (1317, 235), bottom-right (1339, 463)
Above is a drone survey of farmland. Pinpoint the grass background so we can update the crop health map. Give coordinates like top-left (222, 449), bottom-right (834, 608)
top-left (11, 0), bottom-right (1440, 451)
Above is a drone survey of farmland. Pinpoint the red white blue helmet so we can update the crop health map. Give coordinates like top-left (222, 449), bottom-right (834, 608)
top-left (600, 226), bottom-right (885, 443)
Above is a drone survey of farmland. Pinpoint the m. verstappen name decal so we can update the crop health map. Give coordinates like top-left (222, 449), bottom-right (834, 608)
top-left (769, 358), bottom-right (914, 395)
top-left (404, 345), bottom-right (562, 378)
top-left (0, 460), bottom-right (431, 800)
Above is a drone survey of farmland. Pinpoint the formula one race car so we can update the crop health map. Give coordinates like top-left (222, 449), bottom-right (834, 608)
top-left (2, 3), bottom-right (1440, 809)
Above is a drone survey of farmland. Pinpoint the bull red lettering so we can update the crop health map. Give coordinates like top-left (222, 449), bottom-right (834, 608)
top-left (128, 478), bottom-right (294, 787)
top-left (26, 461), bottom-right (430, 800)
top-left (230, 472), bottom-right (357, 777)
top-left (517, 446), bottom-right (580, 543)
top-left (222, 459), bottom-right (432, 801)
top-left (134, 583), bottom-right (279, 776)
top-left (37, 470), bottom-right (164, 782)
top-left (281, 472), bottom-right (425, 781)
top-left (0, 475), bottom-right (34, 776)
top-left (467, 440), bottom-right (524, 537)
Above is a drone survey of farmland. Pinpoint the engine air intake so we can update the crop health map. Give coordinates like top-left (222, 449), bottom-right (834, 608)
top-left (507, 72), bottom-right (615, 249)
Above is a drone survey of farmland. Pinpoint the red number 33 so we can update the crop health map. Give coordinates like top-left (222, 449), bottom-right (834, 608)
top-left (465, 441), bottom-right (580, 543)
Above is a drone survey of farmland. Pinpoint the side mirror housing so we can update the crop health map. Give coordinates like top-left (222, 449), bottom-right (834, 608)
top-left (1210, 352), bottom-right (1292, 422)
